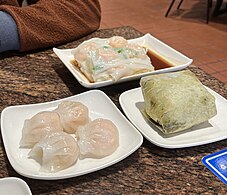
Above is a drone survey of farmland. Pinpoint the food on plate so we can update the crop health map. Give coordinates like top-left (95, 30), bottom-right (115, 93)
top-left (140, 70), bottom-right (217, 134)
top-left (20, 101), bottom-right (119, 173)
top-left (77, 118), bottom-right (119, 158)
top-left (20, 111), bottom-right (63, 148)
top-left (71, 36), bottom-right (154, 82)
top-left (54, 101), bottom-right (90, 134)
top-left (28, 131), bottom-right (79, 173)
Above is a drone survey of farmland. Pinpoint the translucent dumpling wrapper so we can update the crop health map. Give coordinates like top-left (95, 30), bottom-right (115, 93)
top-left (54, 101), bottom-right (90, 134)
top-left (77, 118), bottom-right (119, 158)
top-left (28, 131), bottom-right (80, 173)
top-left (20, 111), bottom-right (63, 148)
top-left (72, 36), bottom-right (154, 82)
top-left (140, 70), bottom-right (217, 134)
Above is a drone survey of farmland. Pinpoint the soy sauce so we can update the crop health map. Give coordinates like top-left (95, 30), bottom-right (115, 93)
top-left (146, 49), bottom-right (174, 70)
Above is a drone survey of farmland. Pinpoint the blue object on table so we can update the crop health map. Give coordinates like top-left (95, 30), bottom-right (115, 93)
top-left (202, 148), bottom-right (227, 185)
top-left (0, 11), bottom-right (20, 52)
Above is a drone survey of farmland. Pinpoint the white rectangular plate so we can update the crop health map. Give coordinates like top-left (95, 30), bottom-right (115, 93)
top-left (119, 87), bottom-right (227, 148)
top-left (1, 90), bottom-right (143, 180)
top-left (53, 33), bottom-right (193, 88)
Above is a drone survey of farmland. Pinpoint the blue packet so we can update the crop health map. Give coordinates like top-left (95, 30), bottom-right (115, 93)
top-left (202, 148), bottom-right (227, 185)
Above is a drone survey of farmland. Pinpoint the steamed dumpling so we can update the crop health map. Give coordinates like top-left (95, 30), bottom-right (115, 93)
top-left (77, 118), bottom-right (119, 158)
top-left (54, 101), bottom-right (90, 134)
top-left (20, 111), bottom-right (63, 148)
top-left (28, 131), bottom-right (80, 173)
top-left (108, 36), bottom-right (128, 48)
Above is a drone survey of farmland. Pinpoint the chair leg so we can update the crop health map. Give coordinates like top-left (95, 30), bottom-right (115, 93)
top-left (177, 0), bottom-right (184, 9)
top-left (207, 0), bottom-right (211, 23)
top-left (165, 0), bottom-right (176, 17)
top-left (209, 0), bottom-right (212, 8)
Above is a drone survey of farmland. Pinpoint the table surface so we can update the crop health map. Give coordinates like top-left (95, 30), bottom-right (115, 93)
top-left (0, 26), bottom-right (227, 194)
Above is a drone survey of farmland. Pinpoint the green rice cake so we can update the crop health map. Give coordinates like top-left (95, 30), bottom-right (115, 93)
top-left (140, 70), bottom-right (217, 134)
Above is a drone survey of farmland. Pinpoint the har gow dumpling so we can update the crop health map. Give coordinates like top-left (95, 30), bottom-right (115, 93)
top-left (20, 111), bottom-right (63, 148)
top-left (28, 131), bottom-right (80, 173)
top-left (77, 118), bottom-right (119, 158)
top-left (54, 101), bottom-right (90, 134)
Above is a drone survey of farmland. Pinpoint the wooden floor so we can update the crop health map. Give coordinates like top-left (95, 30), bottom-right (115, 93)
top-left (99, 0), bottom-right (227, 85)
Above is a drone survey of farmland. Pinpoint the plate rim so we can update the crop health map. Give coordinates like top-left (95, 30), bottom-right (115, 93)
top-left (0, 177), bottom-right (32, 195)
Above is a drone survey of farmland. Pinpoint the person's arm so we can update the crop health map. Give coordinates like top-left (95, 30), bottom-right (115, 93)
top-left (0, 0), bottom-right (101, 52)
top-left (0, 0), bottom-right (21, 6)
top-left (0, 11), bottom-right (20, 52)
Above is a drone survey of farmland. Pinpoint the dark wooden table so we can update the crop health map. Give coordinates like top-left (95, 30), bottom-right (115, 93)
top-left (1, 26), bottom-right (227, 194)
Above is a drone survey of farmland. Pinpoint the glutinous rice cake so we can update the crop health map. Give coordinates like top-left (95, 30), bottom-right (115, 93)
top-left (140, 70), bottom-right (217, 134)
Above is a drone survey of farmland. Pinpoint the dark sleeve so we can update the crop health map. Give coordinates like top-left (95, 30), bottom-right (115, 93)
top-left (0, 0), bottom-right (101, 51)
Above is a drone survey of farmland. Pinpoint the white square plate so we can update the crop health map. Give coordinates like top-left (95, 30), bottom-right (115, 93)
top-left (1, 90), bottom-right (143, 180)
top-left (119, 87), bottom-right (227, 148)
top-left (0, 177), bottom-right (32, 195)
top-left (53, 33), bottom-right (193, 88)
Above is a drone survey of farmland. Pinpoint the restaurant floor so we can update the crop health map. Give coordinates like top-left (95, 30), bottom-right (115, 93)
top-left (99, 0), bottom-right (227, 85)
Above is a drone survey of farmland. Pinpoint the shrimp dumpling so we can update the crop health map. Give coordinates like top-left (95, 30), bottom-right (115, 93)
top-left (54, 101), bottom-right (90, 134)
top-left (20, 111), bottom-right (63, 148)
top-left (77, 118), bottom-right (119, 158)
top-left (28, 131), bottom-right (80, 173)
top-left (108, 36), bottom-right (128, 48)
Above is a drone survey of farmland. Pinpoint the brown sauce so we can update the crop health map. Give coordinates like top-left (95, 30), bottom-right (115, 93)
top-left (70, 59), bottom-right (93, 82)
top-left (146, 49), bottom-right (174, 70)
